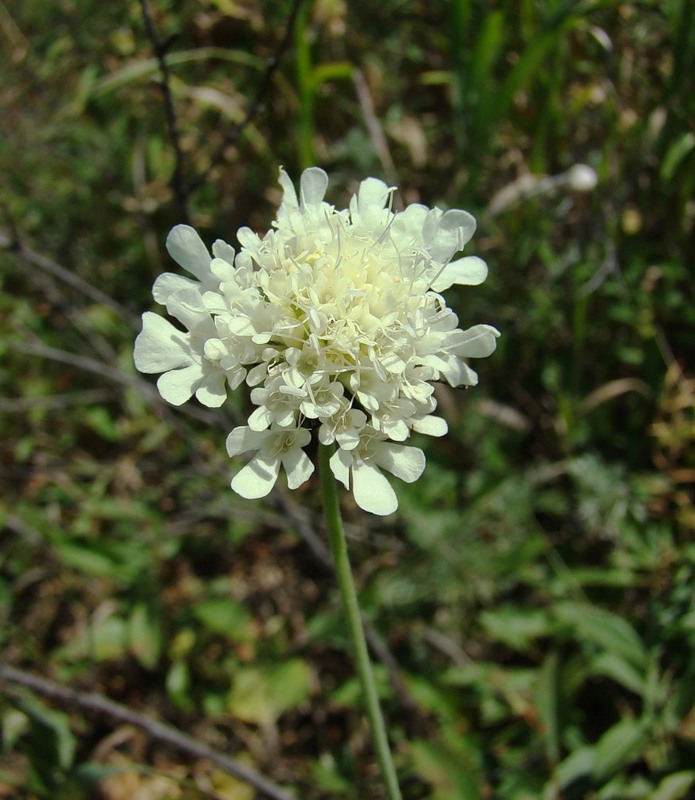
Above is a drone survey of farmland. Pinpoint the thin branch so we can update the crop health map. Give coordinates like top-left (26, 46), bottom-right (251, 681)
top-left (0, 665), bottom-right (293, 800)
top-left (0, 389), bottom-right (111, 413)
top-left (186, 0), bottom-right (306, 194)
top-left (352, 69), bottom-right (401, 208)
top-left (139, 0), bottom-right (190, 224)
top-left (27, 261), bottom-right (123, 366)
top-left (2, 206), bottom-right (21, 248)
top-left (0, 232), bottom-right (140, 328)
top-left (421, 626), bottom-right (472, 666)
top-left (10, 338), bottom-right (222, 431)
top-left (274, 488), bottom-right (333, 567)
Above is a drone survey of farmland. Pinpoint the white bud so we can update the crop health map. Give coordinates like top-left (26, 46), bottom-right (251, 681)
top-left (567, 164), bottom-right (598, 192)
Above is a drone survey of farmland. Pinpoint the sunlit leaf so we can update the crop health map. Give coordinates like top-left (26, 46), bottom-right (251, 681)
top-left (651, 771), bottom-right (695, 800)
top-left (193, 598), bottom-right (252, 641)
top-left (410, 739), bottom-right (481, 800)
top-left (227, 659), bottom-right (312, 726)
top-left (480, 606), bottom-right (552, 652)
top-left (535, 650), bottom-right (561, 765)
top-left (554, 602), bottom-right (648, 671)
top-left (128, 602), bottom-right (161, 670)
top-left (593, 718), bottom-right (648, 780)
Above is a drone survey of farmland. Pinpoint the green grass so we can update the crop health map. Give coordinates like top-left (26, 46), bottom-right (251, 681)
top-left (1, 0), bottom-right (694, 798)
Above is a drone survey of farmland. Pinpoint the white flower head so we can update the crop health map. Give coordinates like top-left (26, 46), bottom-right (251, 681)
top-left (134, 167), bottom-right (499, 514)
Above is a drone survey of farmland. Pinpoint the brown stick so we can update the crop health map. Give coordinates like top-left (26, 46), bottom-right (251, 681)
top-left (0, 232), bottom-right (140, 328)
top-left (185, 0), bottom-right (306, 194)
top-left (0, 665), bottom-right (293, 800)
top-left (139, 0), bottom-right (190, 224)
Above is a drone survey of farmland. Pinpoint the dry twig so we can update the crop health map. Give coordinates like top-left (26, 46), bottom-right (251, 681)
top-left (0, 231), bottom-right (140, 328)
top-left (139, 0), bottom-right (191, 224)
top-left (185, 0), bottom-right (306, 194)
top-left (0, 665), bottom-right (293, 800)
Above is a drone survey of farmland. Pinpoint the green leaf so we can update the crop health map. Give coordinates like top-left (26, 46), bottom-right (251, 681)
top-left (535, 650), bottom-right (561, 765)
top-left (193, 598), bottom-right (252, 640)
top-left (54, 542), bottom-right (120, 579)
top-left (588, 652), bottom-right (645, 695)
top-left (661, 132), bottom-right (695, 183)
top-left (593, 717), bottom-right (648, 780)
top-left (402, 673), bottom-right (459, 721)
top-left (59, 613), bottom-right (128, 663)
top-left (227, 659), bottom-right (312, 726)
top-left (83, 406), bottom-right (120, 442)
top-left (651, 771), bottom-right (695, 800)
top-left (1, 707), bottom-right (29, 750)
top-left (166, 659), bottom-right (193, 712)
top-left (410, 739), bottom-right (481, 800)
top-left (330, 665), bottom-right (390, 708)
top-left (441, 662), bottom-right (493, 688)
top-left (311, 753), bottom-right (357, 796)
top-left (91, 615), bottom-right (129, 663)
top-left (128, 603), bottom-right (161, 671)
top-left (89, 48), bottom-right (263, 99)
top-left (480, 606), bottom-right (552, 651)
top-left (309, 61), bottom-right (353, 93)
top-left (11, 693), bottom-right (76, 773)
top-left (553, 746), bottom-right (594, 790)
top-left (554, 602), bottom-right (648, 670)
top-left (73, 761), bottom-right (156, 783)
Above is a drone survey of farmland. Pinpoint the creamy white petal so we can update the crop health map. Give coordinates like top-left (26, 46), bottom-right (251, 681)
top-left (166, 225), bottom-right (212, 281)
top-left (165, 287), bottom-right (210, 331)
top-left (226, 426), bottom-right (269, 457)
top-left (452, 324), bottom-right (500, 358)
top-left (430, 256), bottom-right (488, 291)
top-left (335, 427), bottom-right (361, 450)
top-left (444, 361), bottom-right (479, 387)
top-left (247, 405), bottom-right (273, 431)
top-left (329, 447), bottom-right (352, 490)
top-left (381, 418), bottom-right (409, 441)
top-left (318, 424), bottom-right (336, 446)
top-left (227, 316), bottom-right (257, 336)
top-left (374, 443), bottom-right (426, 483)
top-left (232, 453), bottom-right (280, 498)
top-left (212, 239), bottom-right (236, 264)
top-left (392, 203), bottom-right (428, 236)
top-left (210, 256), bottom-right (236, 283)
top-left (288, 427), bottom-right (313, 449)
top-left (225, 365), bottom-right (247, 391)
top-left (236, 227), bottom-right (261, 252)
top-left (356, 177), bottom-right (391, 215)
top-left (152, 273), bottom-right (200, 304)
top-left (157, 363), bottom-right (204, 406)
top-left (246, 362), bottom-right (270, 387)
top-left (352, 461), bottom-right (398, 516)
top-left (194, 371), bottom-right (227, 407)
top-left (440, 208), bottom-right (477, 247)
top-left (134, 312), bottom-right (191, 373)
top-left (379, 350), bottom-right (406, 374)
top-left (425, 209), bottom-right (477, 262)
top-left (410, 415), bottom-right (448, 437)
top-left (278, 167), bottom-right (299, 209)
top-left (300, 167), bottom-right (329, 209)
top-left (282, 447), bottom-right (314, 489)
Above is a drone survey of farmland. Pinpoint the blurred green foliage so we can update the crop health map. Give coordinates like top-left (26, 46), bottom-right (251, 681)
top-left (1, 0), bottom-right (694, 798)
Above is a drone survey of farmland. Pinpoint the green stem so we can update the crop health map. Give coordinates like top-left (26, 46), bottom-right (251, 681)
top-left (318, 444), bottom-right (403, 800)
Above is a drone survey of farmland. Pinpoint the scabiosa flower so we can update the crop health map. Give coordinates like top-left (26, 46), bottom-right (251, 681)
top-left (134, 168), bottom-right (499, 515)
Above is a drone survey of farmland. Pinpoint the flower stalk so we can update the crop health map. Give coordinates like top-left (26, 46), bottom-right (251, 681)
top-left (318, 443), bottom-right (403, 800)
